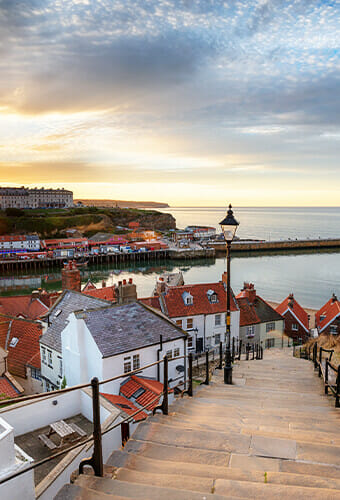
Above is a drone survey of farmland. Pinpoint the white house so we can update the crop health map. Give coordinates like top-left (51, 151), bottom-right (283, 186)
top-left (39, 290), bottom-right (111, 391)
top-left (61, 302), bottom-right (188, 394)
top-left (140, 279), bottom-right (240, 352)
top-left (0, 234), bottom-right (40, 255)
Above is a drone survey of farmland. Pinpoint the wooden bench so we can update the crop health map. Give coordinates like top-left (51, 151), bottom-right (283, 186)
top-left (69, 422), bottom-right (87, 437)
top-left (39, 433), bottom-right (57, 450)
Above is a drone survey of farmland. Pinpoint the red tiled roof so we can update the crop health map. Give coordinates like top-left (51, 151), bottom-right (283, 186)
top-left (0, 316), bottom-right (42, 378)
top-left (83, 286), bottom-right (116, 302)
top-left (0, 295), bottom-right (49, 320)
top-left (120, 375), bottom-right (163, 411)
top-left (26, 351), bottom-right (41, 369)
top-left (0, 235), bottom-right (26, 242)
top-left (276, 296), bottom-right (309, 332)
top-left (82, 280), bottom-right (97, 292)
top-left (236, 297), bottom-right (261, 327)
top-left (0, 377), bottom-right (20, 400)
top-left (100, 393), bottom-right (147, 422)
top-left (139, 297), bottom-right (162, 310)
top-left (315, 296), bottom-right (340, 332)
top-left (159, 282), bottom-right (238, 318)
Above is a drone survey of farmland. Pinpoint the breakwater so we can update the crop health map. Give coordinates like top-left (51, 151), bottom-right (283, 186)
top-left (211, 238), bottom-right (340, 255)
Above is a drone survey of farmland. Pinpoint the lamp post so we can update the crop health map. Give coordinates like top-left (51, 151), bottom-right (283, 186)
top-left (219, 204), bottom-right (239, 384)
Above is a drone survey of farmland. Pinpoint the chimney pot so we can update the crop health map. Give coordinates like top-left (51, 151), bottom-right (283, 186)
top-left (123, 279), bottom-right (127, 285)
top-left (129, 278), bottom-right (133, 284)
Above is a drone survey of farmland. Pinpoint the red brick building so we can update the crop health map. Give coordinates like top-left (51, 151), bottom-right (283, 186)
top-left (276, 294), bottom-right (309, 341)
top-left (315, 294), bottom-right (340, 336)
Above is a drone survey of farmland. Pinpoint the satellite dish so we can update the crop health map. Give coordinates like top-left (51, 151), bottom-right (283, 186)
top-left (176, 365), bottom-right (185, 373)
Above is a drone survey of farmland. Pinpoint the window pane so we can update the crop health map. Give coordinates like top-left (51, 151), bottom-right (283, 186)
top-left (166, 350), bottom-right (173, 359)
top-left (187, 318), bottom-right (193, 329)
top-left (124, 357), bottom-right (131, 373)
top-left (133, 354), bottom-right (140, 370)
top-left (215, 314), bottom-right (221, 326)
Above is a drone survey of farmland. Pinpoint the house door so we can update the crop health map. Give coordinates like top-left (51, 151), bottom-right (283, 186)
top-left (196, 338), bottom-right (203, 353)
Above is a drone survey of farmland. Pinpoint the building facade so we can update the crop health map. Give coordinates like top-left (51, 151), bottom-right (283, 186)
top-left (0, 187), bottom-right (73, 209)
top-left (0, 235), bottom-right (40, 254)
top-left (276, 294), bottom-right (309, 341)
top-left (315, 294), bottom-right (340, 336)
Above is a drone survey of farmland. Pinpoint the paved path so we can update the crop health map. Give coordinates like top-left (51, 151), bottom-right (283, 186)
top-left (57, 348), bottom-right (340, 499)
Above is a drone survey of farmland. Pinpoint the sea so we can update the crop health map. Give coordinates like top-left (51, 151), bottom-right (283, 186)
top-left (0, 207), bottom-right (339, 310)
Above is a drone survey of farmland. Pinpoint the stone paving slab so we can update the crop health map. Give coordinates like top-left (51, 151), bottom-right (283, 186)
top-left (250, 435), bottom-right (297, 460)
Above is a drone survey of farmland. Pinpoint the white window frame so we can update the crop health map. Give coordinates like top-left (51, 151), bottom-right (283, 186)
top-left (246, 325), bottom-right (255, 338)
top-left (174, 347), bottom-right (180, 357)
top-left (266, 322), bottom-right (275, 333)
top-left (215, 314), bottom-right (221, 326)
top-left (291, 323), bottom-right (299, 331)
top-left (186, 318), bottom-right (193, 329)
top-left (133, 354), bottom-right (140, 370)
top-left (124, 356), bottom-right (131, 374)
top-left (47, 349), bottom-right (53, 368)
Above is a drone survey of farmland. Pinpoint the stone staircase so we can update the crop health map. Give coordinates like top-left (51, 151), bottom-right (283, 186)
top-left (56, 348), bottom-right (340, 499)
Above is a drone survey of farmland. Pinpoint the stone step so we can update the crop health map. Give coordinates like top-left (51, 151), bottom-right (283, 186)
top-left (168, 402), bottom-right (340, 426)
top-left (151, 413), bottom-right (340, 446)
top-left (297, 440), bottom-right (340, 466)
top-left (74, 475), bottom-right (237, 499)
top-left (131, 421), bottom-right (251, 454)
top-left (108, 449), bottom-right (340, 491)
top-left (124, 439), bottom-right (230, 466)
top-left (54, 483), bottom-right (124, 500)
top-left (214, 478), bottom-right (340, 499)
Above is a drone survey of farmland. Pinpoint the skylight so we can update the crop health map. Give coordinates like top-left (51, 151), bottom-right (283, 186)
top-left (9, 337), bottom-right (19, 348)
top-left (54, 309), bottom-right (62, 317)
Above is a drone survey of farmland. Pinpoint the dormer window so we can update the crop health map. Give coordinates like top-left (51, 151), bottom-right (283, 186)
top-left (182, 292), bottom-right (193, 306)
top-left (9, 337), bottom-right (19, 348)
top-left (207, 289), bottom-right (218, 303)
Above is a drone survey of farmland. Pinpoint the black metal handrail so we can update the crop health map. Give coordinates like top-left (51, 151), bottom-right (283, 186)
top-left (0, 342), bottom-right (264, 486)
top-left (301, 342), bottom-right (340, 408)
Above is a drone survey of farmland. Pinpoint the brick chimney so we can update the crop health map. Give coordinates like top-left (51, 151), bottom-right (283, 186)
top-left (332, 293), bottom-right (338, 303)
top-left (114, 278), bottom-right (137, 304)
top-left (62, 260), bottom-right (81, 292)
top-left (155, 277), bottom-right (166, 296)
top-left (288, 293), bottom-right (294, 309)
top-left (242, 282), bottom-right (256, 304)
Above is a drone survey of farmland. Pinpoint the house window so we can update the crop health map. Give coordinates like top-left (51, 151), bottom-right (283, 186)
top-left (175, 319), bottom-right (182, 328)
top-left (266, 322), bottom-right (275, 333)
top-left (58, 357), bottom-right (63, 377)
top-left (31, 368), bottom-right (41, 381)
top-left (133, 354), bottom-right (140, 370)
top-left (266, 338), bottom-right (275, 348)
top-left (166, 350), bottom-right (173, 360)
top-left (47, 350), bottom-right (53, 368)
top-left (187, 336), bottom-right (193, 348)
top-left (215, 314), bottom-right (221, 326)
top-left (292, 323), bottom-right (299, 331)
top-left (215, 334), bottom-right (221, 344)
top-left (330, 325), bottom-right (338, 335)
top-left (246, 325), bottom-right (255, 338)
top-left (320, 314), bottom-right (326, 322)
top-left (186, 318), bottom-right (193, 329)
top-left (174, 348), bottom-right (180, 357)
top-left (41, 349), bottom-right (46, 368)
top-left (124, 356), bottom-right (131, 373)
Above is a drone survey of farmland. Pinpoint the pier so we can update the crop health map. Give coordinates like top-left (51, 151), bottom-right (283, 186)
top-left (211, 238), bottom-right (340, 255)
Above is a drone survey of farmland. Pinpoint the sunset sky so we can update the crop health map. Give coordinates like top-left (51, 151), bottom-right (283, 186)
top-left (0, 0), bottom-right (339, 206)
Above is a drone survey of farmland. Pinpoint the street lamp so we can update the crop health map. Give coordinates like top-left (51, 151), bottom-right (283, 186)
top-left (219, 204), bottom-right (239, 384)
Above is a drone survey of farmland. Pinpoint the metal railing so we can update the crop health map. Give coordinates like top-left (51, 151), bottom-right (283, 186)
top-left (296, 342), bottom-right (340, 408)
top-left (0, 343), bottom-right (264, 487)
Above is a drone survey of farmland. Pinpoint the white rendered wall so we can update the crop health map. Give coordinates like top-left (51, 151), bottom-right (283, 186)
top-left (0, 417), bottom-right (35, 500)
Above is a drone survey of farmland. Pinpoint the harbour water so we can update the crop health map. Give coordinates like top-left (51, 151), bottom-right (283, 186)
top-left (0, 207), bottom-right (339, 310)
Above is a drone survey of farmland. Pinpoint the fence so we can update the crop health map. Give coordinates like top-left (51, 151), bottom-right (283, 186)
top-left (294, 343), bottom-right (340, 408)
top-left (0, 343), bottom-right (263, 489)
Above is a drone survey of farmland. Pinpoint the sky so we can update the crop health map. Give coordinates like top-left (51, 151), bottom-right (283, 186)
top-left (0, 0), bottom-right (339, 206)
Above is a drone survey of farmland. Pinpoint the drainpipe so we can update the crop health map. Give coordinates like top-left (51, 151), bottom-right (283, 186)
top-left (157, 335), bottom-right (163, 381)
top-left (203, 314), bottom-right (206, 351)
top-left (184, 336), bottom-right (187, 391)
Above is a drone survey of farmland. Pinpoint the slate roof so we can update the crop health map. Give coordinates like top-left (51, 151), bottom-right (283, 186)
top-left (276, 295), bottom-right (309, 332)
top-left (80, 302), bottom-right (186, 358)
top-left (40, 290), bottom-right (110, 352)
top-left (236, 294), bottom-right (283, 327)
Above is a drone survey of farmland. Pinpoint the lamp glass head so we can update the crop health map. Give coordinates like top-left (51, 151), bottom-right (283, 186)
top-left (219, 204), bottom-right (239, 242)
